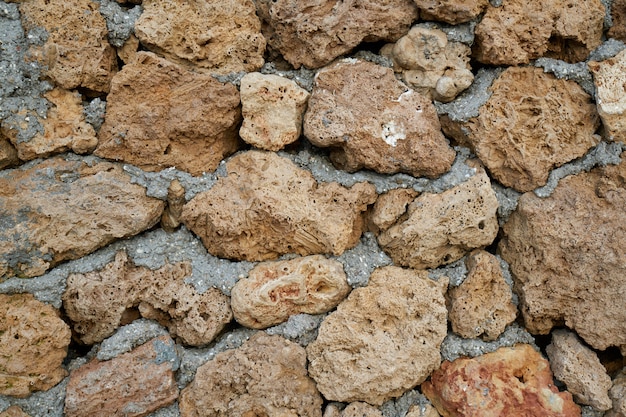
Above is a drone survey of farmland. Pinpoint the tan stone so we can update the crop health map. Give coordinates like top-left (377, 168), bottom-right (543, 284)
top-left (608, 369), bottom-right (626, 417)
top-left (406, 404), bottom-right (440, 417)
top-left (499, 155), bottom-right (626, 351)
top-left (256, 0), bottom-right (418, 69)
top-left (135, 0), bottom-right (265, 75)
top-left (179, 333), bottom-right (323, 417)
top-left (304, 60), bottom-right (455, 177)
top-left (341, 403), bottom-right (383, 417)
top-left (160, 179), bottom-right (186, 232)
top-left (589, 49), bottom-right (626, 143)
top-left (63, 251), bottom-right (232, 346)
top-left (413, 0), bottom-right (488, 24)
top-left (116, 34), bottom-right (139, 64)
top-left (307, 266), bottom-right (448, 405)
top-left (64, 336), bottom-right (178, 417)
top-left (94, 52), bottom-right (240, 176)
top-left (0, 137), bottom-right (18, 170)
top-left (422, 345), bottom-right (581, 417)
top-left (608, 0), bottom-right (626, 42)
top-left (0, 406), bottom-right (30, 417)
top-left (368, 188), bottom-right (419, 234)
top-left (181, 151), bottom-right (377, 261)
top-left (0, 294), bottom-right (70, 398)
top-left (0, 156), bottom-right (164, 280)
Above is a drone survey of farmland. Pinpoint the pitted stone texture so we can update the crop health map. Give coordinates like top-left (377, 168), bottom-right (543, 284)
top-left (239, 72), bottom-right (310, 151)
top-left (64, 336), bottom-right (178, 417)
top-left (19, 0), bottom-right (117, 92)
top-left (94, 52), bottom-right (241, 176)
top-left (474, 0), bottom-right (605, 65)
top-left (413, 0), bottom-right (488, 24)
top-left (0, 156), bottom-right (164, 280)
top-left (589, 49), bottom-right (626, 143)
top-left (304, 60), bottom-right (455, 177)
top-left (134, 0), bottom-right (265, 75)
top-left (546, 330), bottom-right (612, 410)
top-left (0, 407), bottom-right (30, 417)
top-left (231, 255), bottom-right (350, 329)
top-left (256, 0), bottom-right (418, 69)
top-left (179, 333), bottom-right (323, 417)
top-left (377, 167), bottom-right (498, 269)
top-left (181, 151), bottom-right (377, 261)
top-left (608, 0), bottom-right (626, 42)
top-left (342, 403), bottom-right (384, 417)
top-left (0, 138), bottom-right (18, 170)
top-left (63, 251), bottom-right (232, 346)
top-left (499, 155), bottom-right (626, 352)
top-left (422, 344), bottom-right (581, 417)
top-left (307, 266), bottom-right (448, 405)
top-left (0, 294), bottom-right (70, 398)
top-left (608, 369), bottom-right (626, 417)
top-left (368, 188), bottom-right (419, 234)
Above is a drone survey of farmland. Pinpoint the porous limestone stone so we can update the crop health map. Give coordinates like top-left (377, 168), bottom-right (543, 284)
top-left (0, 294), bottom-right (70, 398)
top-left (368, 188), bottom-right (419, 234)
top-left (608, 0), bottom-right (626, 42)
top-left (0, 156), bottom-right (164, 280)
top-left (0, 407), bottom-right (30, 417)
top-left (64, 336), bottom-right (179, 417)
top-left (63, 251), bottom-right (232, 346)
top-left (608, 369), bottom-right (626, 417)
top-left (231, 255), bottom-right (350, 329)
top-left (413, 0), bottom-right (488, 24)
top-left (134, 0), bottom-right (265, 74)
top-left (179, 333), bottom-right (323, 417)
top-left (422, 344), bottom-right (581, 417)
top-left (0, 138), bottom-right (18, 170)
top-left (499, 154), bottom-right (626, 352)
top-left (406, 404), bottom-right (441, 417)
top-left (239, 72), bottom-right (310, 151)
top-left (304, 59), bottom-right (455, 177)
top-left (307, 266), bottom-right (448, 405)
top-left (341, 403), bottom-right (383, 417)
top-left (589, 49), bottom-right (626, 143)
top-left (94, 52), bottom-right (241, 176)
top-left (181, 151), bottom-right (377, 261)
top-left (256, 0), bottom-right (418, 69)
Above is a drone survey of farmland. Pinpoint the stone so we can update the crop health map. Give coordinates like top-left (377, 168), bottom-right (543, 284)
top-left (422, 344), bottom-right (581, 417)
top-left (413, 0), bottom-right (488, 24)
top-left (160, 179), bottom-right (186, 232)
top-left (239, 72), bottom-right (310, 151)
top-left (304, 59), bottom-right (455, 177)
top-left (608, 0), bottom-right (626, 42)
top-left (608, 369), bottom-right (626, 417)
top-left (0, 138), bottom-right (18, 170)
top-left (134, 0), bottom-right (265, 75)
top-left (307, 266), bottom-right (448, 405)
top-left (64, 335), bottom-right (178, 417)
top-left (116, 34), bottom-right (139, 64)
top-left (406, 404), bottom-right (441, 417)
top-left (341, 403), bottom-right (383, 417)
top-left (19, 0), bottom-right (117, 92)
top-left (0, 156), bottom-right (164, 280)
top-left (181, 150), bottom-right (377, 261)
top-left (589, 49), bottom-right (626, 143)
top-left (498, 155), bottom-right (626, 352)
top-left (94, 52), bottom-right (241, 176)
top-left (0, 294), bottom-right (70, 398)
top-left (63, 251), bottom-right (232, 346)
top-left (546, 330), bottom-right (612, 410)
top-left (474, 0), bottom-right (605, 65)
top-left (0, 407), bottom-right (30, 417)
top-left (231, 255), bottom-right (350, 329)
top-left (179, 333), bottom-right (323, 417)
top-left (368, 188), bottom-right (419, 234)
top-left (256, 0), bottom-right (418, 69)
top-left (441, 67), bottom-right (600, 192)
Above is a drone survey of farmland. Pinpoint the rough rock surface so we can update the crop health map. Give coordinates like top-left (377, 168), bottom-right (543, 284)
top-left (231, 255), bottom-right (350, 329)
top-left (0, 156), bottom-right (164, 280)
top-left (0, 407), bottom-right (30, 417)
top-left (413, 0), bottom-right (488, 24)
top-left (589, 48), bottom-right (626, 143)
top-left (64, 335), bottom-right (179, 417)
top-left (179, 333), bottom-right (323, 417)
top-left (94, 52), bottom-right (241, 176)
top-left (608, 369), bottom-right (626, 417)
top-left (181, 151), bottom-right (377, 261)
top-left (340, 403), bottom-right (384, 417)
top-left (0, 294), bottom-right (70, 398)
top-left (499, 155), bottom-right (626, 352)
top-left (304, 59), bottom-right (456, 177)
top-left (0, 138), bottom-right (18, 170)
top-left (608, 0), bottom-right (626, 42)
top-left (307, 266), bottom-right (448, 405)
top-left (422, 344), bottom-right (581, 417)
top-left (368, 188), bottom-right (419, 234)
top-left (134, 0), bottom-right (266, 75)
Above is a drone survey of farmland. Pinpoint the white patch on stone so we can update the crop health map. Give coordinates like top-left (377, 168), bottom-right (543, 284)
top-left (381, 121), bottom-right (406, 147)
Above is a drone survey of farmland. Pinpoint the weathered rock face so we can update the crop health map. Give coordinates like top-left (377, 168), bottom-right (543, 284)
top-left (181, 151), bottom-right (377, 261)
top-left (499, 155), bottom-right (626, 352)
top-left (0, 138), bottom-right (18, 170)
top-left (341, 403), bottom-right (384, 417)
top-left (368, 188), bottom-right (419, 234)
top-left (304, 59), bottom-right (455, 177)
top-left (608, 369), bottom-right (626, 417)
top-left (0, 294), bottom-right (70, 398)
top-left (589, 49), bottom-right (626, 143)
top-left (63, 251), bottom-right (232, 346)
top-left (0, 156), bottom-right (164, 280)
top-left (179, 333), bottom-right (323, 417)
top-left (608, 0), bottom-right (626, 42)
top-left (413, 0), bottom-right (488, 24)
top-left (422, 344), bottom-right (581, 417)
top-left (134, 0), bottom-right (266, 74)
top-left (231, 255), bottom-right (350, 329)
top-left (307, 266), bottom-right (448, 405)
top-left (64, 336), bottom-right (179, 417)
top-left (256, 0), bottom-right (418, 69)
top-left (94, 52), bottom-right (241, 176)
top-left (0, 406), bottom-right (30, 417)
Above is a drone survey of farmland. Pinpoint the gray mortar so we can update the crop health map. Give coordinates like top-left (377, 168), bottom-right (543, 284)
top-left (211, 71), bottom-right (247, 88)
top-left (489, 0), bottom-right (503, 6)
top-left (265, 313), bottom-right (328, 347)
top-left (496, 255), bottom-right (519, 305)
top-left (353, 50), bottom-right (393, 68)
top-left (410, 21), bottom-right (477, 45)
top-left (334, 232), bottom-right (392, 287)
top-left (381, 390), bottom-right (436, 417)
top-left (97, 319), bottom-right (169, 361)
top-left (588, 38), bottom-right (626, 62)
top-left (601, 0), bottom-right (614, 29)
top-left (83, 97), bottom-right (106, 132)
top-left (146, 403), bottom-right (180, 417)
top-left (0, 377), bottom-right (68, 417)
top-left (582, 405), bottom-right (607, 417)
top-left (534, 58), bottom-right (595, 97)
top-left (428, 257), bottom-right (468, 287)
top-left (260, 62), bottom-right (317, 92)
top-left (92, 0), bottom-right (142, 48)
top-left (491, 182), bottom-right (521, 226)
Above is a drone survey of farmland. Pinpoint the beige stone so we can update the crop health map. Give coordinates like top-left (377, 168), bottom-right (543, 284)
top-left (304, 60), bottom-right (455, 177)
top-left (181, 151), bottom-right (377, 261)
top-left (368, 188), bottom-right (419, 234)
top-left (116, 34), bottom-right (139, 64)
top-left (406, 404), bottom-right (440, 417)
top-left (608, 369), bottom-right (626, 417)
top-left (608, 0), bottom-right (626, 42)
top-left (0, 137), bottom-right (18, 170)
top-left (341, 403), bottom-right (383, 417)
top-left (413, 0), bottom-right (488, 24)
top-left (0, 294), bottom-right (70, 398)
top-left (179, 333), bottom-right (323, 417)
top-left (64, 336), bottom-right (178, 417)
top-left (589, 49), bottom-right (626, 143)
top-left (135, 0), bottom-right (265, 75)
top-left (307, 266), bottom-right (448, 405)
top-left (0, 406), bottom-right (30, 417)
top-left (0, 156), bottom-right (164, 280)
top-left (160, 179), bottom-right (186, 232)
